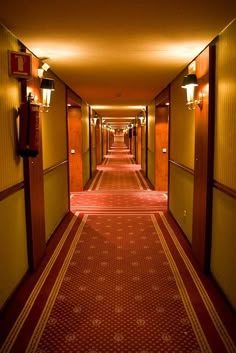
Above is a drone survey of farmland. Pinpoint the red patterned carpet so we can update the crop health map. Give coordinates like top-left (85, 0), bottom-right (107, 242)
top-left (0, 143), bottom-right (235, 353)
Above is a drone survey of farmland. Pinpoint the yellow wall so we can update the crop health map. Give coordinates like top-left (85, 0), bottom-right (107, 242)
top-left (0, 190), bottom-right (28, 309)
top-left (170, 70), bottom-right (195, 169)
top-left (214, 21), bottom-right (236, 190)
top-left (147, 100), bottom-right (155, 186)
top-left (0, 25), bottom-right (23, 191)
top-left (42, 73), bottom-right (67, 169)
top-left (0, 25), bottom-right (29, 309)
top-left (81, 101), bottom-right (90, 186)
top-left (169, 163), bottom-right (194, 242)
top-left (169, 70), bottom-right (195, 241)
top-left (44, 163), bottom-right (69, 241)
top-left (211, 189), bottom-right (236, 308)
top-left (210, 20), bottom-right (236, 309)
top-left (41, 71), bottom-right (69, 241)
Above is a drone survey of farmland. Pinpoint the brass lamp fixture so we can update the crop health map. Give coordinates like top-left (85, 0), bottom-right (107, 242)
top-left (37, 62), bottom-right (50, 78)
top-left (91, 113), bottom-right (99, 126)
top-left (138, 110), bottom-right (146, 125)
top-left (181, 73), bottom-right (202, 110)
top-left (40, 78), bottom-right (55, 112)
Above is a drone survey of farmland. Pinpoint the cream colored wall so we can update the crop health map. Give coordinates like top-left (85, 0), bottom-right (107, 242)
top-left (170, 71), bottom-right (195, 169)
top-left (0, 190), bottom-right (28, 308)
top-left (0, 25), bottom-right (29, 309)
top-left (42, 73), bottom-right (67, 169)
top-left (44, 164), bottom-right (69, 241)
top-left (210, 20), bottom-right (236, 309)
top-left (214, 21), bottom-right (236, 190)
top-left (169, 71), bottom-right (195, 242)
top-left (211, 189), bottom-right (236, 308)
top-left (169, 164), bottom-right (194, 242)
top-left (147, 100), bottom-right (155, 186)
top-left (81, 101), bottom-right (90, 186)
top-left (0, 26), bottom-right (23, 191)
top-left (42, 72), bottom-right (69, 241)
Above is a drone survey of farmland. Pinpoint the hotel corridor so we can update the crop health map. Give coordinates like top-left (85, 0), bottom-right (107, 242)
top-left (0, 143), bottom-right (235, 353)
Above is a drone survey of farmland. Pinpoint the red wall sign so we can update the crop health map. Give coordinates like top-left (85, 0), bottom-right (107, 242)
top-left (9, 51), bottom-right (32, 78)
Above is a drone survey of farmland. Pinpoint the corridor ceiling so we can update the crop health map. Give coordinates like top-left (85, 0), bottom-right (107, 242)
top-left (1, 1), bottom-right (236, 122)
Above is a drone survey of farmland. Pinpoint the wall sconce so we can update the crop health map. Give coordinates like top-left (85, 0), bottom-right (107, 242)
top-left (91, 114), bottom-right (99, 126)
top-left (38, 62), bottom-right (50, 78)
top-left (40, 78), bottom-right (55, 112)
top-left (138, 112), bottom-right (146, 126)
top-left (181, 74), bottom-right (202, 110)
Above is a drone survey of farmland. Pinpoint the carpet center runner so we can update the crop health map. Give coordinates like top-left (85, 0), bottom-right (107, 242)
top-left (0, 142), bottom-right (235, 353)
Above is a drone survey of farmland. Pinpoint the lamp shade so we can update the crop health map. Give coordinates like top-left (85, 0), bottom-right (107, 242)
top-left (40, 78), bottom-right (55, 90)
top-left (181, 74), bottom-right (198, 88)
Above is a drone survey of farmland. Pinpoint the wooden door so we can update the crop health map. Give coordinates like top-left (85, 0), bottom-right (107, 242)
top-left (155, 106), bottom-right (169, 191)
top-left (192, 46), bottom-right (215, 271)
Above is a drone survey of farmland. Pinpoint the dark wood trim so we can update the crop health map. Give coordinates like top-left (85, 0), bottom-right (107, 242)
top-left (89, 106), bottom-right (92, 178)
top-left (213, 180), bottom-right (236, 199)
top-left (204, 44), bottom-right (216, 271)
top-left (168, 85), bottom-right (171, 211)
top-left (20, 44), bottom-right (46, 272)
top-left (65, 88), bottom-right (71, 209)
top-left (145, 106), bottom-right (148, 178)
top-left (169, 160), bottom-right (194, 175)
top-left (0, 182), bottom-right (25, 201)
top-left (192, 45), bottom-right (216, 272)
top-left (43, 160), bottom-right (68, 176)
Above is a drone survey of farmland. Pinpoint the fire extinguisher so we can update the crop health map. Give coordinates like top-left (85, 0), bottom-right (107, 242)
top-left (18, 100), bottom-right (40, 157)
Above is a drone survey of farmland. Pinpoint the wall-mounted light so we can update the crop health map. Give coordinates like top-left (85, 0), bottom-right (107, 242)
top-left (181, 73), bottom-right (202, 110)
top-left (91, 114), bottom-right (99, 126)
top-left (40, 78), bottom-right (55, 112)
top-left (138, 110), bottom-right (146, 126)
top-left (37, 62), bottom-right (50, 78)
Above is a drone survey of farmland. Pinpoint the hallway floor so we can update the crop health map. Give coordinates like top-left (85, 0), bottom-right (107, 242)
top-left (0, 143), bottom-right (235, 353)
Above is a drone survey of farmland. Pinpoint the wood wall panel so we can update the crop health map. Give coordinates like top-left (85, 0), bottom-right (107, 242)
top-left (155, 107), bottom-right (168, 191)
top-left (141, 126), bottom-right (146, 175)
top-left (147, 100), bottom-right (155, 186)
top-left (103, 128), bottom-right (108, 156)
top-left (81, 102), bottom-right (90, 186)
top-left (68, 107), bottom-right (83, 192)
top-left (137, 125), bottom-right (142, 164)
top-left (96, 122), bottom-right (101, 165)
top-left (23, 54), bottom-right (46, 271)
top-left (192, 46), bottom-right (215, 271)
top-left (91, 124), bottom-right (97, 175)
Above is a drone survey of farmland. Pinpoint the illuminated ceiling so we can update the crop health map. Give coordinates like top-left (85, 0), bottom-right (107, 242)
top-left (1, 0), bottom-right (235, 126)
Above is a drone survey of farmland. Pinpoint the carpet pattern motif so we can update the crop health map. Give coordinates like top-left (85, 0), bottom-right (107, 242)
top-left (28, 214), bottom-right (204, 353)
top-left (87, 151), bottom-right (150, 191)
top-left (0, 143), bottom-right (235, 353)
